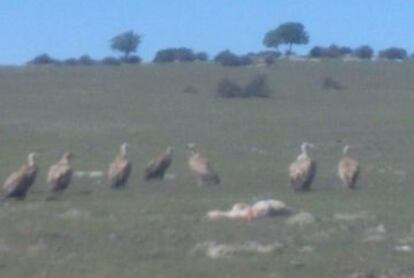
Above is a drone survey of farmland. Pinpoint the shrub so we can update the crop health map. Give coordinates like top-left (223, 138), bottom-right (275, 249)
top-left (217, 79), bottom-right (243, 98)
top-left (28, 54), bottom-right (59, 65)
top-left (353, 45), bottom-right (374, 59)
top-left (153, 49), bottom-right (175, 63)
top-left (339, 46), bottom-right (353, 56)
top-left (322, 77), bottom-right (343, 90)
top-left (153, 48), bottom-right (205, 63)
top-left (195, 52), bottom-right (208, 62)
top-left (120, 55), bottom-right (141, 64)
top-left (379, 47), bottom-right (408, 60)
top-left (244, 74), bottom-right (271, 97)
top-left (78, 55), bottom-right (96, 65)
top-left (309, 45), bottom-right (351, 58)
top-left (256, 51), bottom-right (281, 66)
top-left (62, 58), bottom-right (79, 66)
top-left (101, 57), bottom-right (121, 65)
top-left (214, 50), bottom-right (242, 66)
top-left (217, 75), bottom-right (271, 98)
top-left (183, 85), bottom-right (199, 94)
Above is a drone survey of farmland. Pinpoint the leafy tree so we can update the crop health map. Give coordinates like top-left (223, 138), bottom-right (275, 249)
top-left (379, 47), bottom-right (407, 60)
top-left (28, 54), bottom-right (59, 65)
top-left (353, 45), bottom-right (374, 59)
top-left (110, 30), bottom-right (141, 58)
top-left (263, 22), bottom-right (309, 53)
top-left (214, 50), bottom-right (241, 66)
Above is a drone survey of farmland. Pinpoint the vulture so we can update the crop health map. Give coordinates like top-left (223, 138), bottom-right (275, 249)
top-left (108, 143), bottom-right (132, 188)
top-left (47, 152), bottom-right (74, 192)
top-left (187, 143), bottom-right (220, 187)
top-left (289, 142), bottom-right (317, 191)
top-left (338, 145), bottom-right (360, 189)
top-left (144, 147), bottom-right (173, 180)
top-left (3, 152), bottom-right (38, 199)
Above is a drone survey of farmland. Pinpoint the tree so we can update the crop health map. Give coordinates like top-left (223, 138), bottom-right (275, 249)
top-left (353, 45), bottom-right (374, 59)
top-left (263, 22), bottom-right (309, 54)
top-left (110, 30), bottom-right (141, 58)
top-left (379, 47), bottom-right (407, 60)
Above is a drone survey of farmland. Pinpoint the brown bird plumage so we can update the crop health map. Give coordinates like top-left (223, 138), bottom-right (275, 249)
top-left (144, 147), bottom-right (173, 180)
top-left (289, 142), bottom-right (317, 191)
top-left (47, 152), bottom-right (74, 192)
top-left (3, 152), bottom-right (38, 199)
top-left (338, 145), bottom-right (360, 189)
top-left (187, 143), bottom-right (220, 187)
top-left (108, 143), bottom-right (132, 188)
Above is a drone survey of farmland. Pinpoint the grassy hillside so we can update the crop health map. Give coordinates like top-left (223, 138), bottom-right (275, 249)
top-left (0, 61), bottom-right (414, 277)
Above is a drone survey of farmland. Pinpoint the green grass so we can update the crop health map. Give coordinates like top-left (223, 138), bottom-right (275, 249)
top-left (0, 61), bottom-right (414, 277)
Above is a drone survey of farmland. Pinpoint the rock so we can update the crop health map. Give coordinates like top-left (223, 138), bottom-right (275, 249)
top-left (395, 245), bottom-right (412, 253)
top-left (364, 224), bottom-right (386, 242)
top-left (287, 212), bottom-right (316, 226)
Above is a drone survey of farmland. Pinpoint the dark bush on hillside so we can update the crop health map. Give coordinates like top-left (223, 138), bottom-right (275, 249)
top-left (153, 48), bottom-right (206, 63)
top-left (239, 54), bottom-right (253, 66)
top-left (322, 77), bottom-right (343, 90)
top-left (62, 58), bottom-right (79, 66)
top-left (101, 57), bottom-right (121, 65)
top-left (379, 47), bottom-right (408, 60)
top-left (214, 50), bottom-right (242, 66)
top-left (254, 51), bottom-right (281, 66)
top-left (217, 79), bottom-right (243, 98)
top-left (28, 54), bottom-right (59, 65)
top-left (194, 52), bottom-right (208, 62)
top-left (309, 45), bottom-right (352, 58)
top-left (120, 55), bottom-right (141, 64)
top-left (339, 46), bottom-right (353, 56)
top-left (78, 55), bottom-right (96, 65)
top-left (183, 85), bottom-right (199, 94)
top-left (244, 75), bottom-right (271, 97)
top-left (217, 75), bottom-right (271, 98)
top-left (353, 45), bottom-right (374, 59)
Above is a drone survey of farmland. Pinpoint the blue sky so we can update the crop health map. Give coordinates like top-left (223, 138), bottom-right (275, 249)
top-left (0, 0), bottom-right (413, 64)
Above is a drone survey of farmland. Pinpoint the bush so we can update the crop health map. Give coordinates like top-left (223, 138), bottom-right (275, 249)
top-left (62, 58), bottom-right (79, 66)
top-left (183, 85), bottom-right (199, 94)
top-left (217, 75), bottom-right (271, 98)
top-left (78, 55), bottom-right (96, 65)
top-left (101, 57), bottom-right (121, 65)
top-left (309, 45), bottom-right (352, 58)
top-left (322, 77), bottom-right (343, 90)
top-left (28, 54), bottom-right (59, 65)
top-left (217, 79), bottom-right (243, 98)
top-left (120, 55), bottom-right (141, 64)
top-left (353, 45), bottom-right (374, 59)
top-left (379, 47), bottom-right (408, 60)
top-left (244, 75), bottom-right (271, 97)
top-left (214, 50), bottom-right (242, 66)
top-left (153, 48), bottom-right (206, 63)
top-left (261, 51), bottom-right (281, 64)
top-left (195, 52), bottom-right (208, 62)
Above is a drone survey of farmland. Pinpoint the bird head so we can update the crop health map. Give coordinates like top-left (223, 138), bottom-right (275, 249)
top-left (27, 152), bottom-right (39, 166)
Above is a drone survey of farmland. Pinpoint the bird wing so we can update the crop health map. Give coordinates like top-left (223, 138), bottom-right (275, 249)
top-left (48, 163), bottom-right (72, 184)
top-left (3, 170), bottom-right (25, 194)
top-left (289, 159), bottom-right (312, 181)
top-left (189, 156), bottom-right (210, 175)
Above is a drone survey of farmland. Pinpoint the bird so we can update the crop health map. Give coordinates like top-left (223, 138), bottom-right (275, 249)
top-left (289, 142), bottom-right (317, 191)
top-left (144, 147), bottom-right (173, 180)
top-left (338, 145), bottom-right (360, 189)
top-left (47, 152), bottom-right (74, 193)
top-left (3, 152), bottom-right (39, 200)
top-left (108, 143), bottom-right (132, 188)
top-left (187, 143), bottom-right (220, 187)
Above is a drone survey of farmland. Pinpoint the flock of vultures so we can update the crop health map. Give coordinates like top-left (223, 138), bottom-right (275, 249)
top-left (1, 141), bottom-right (359, 201)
